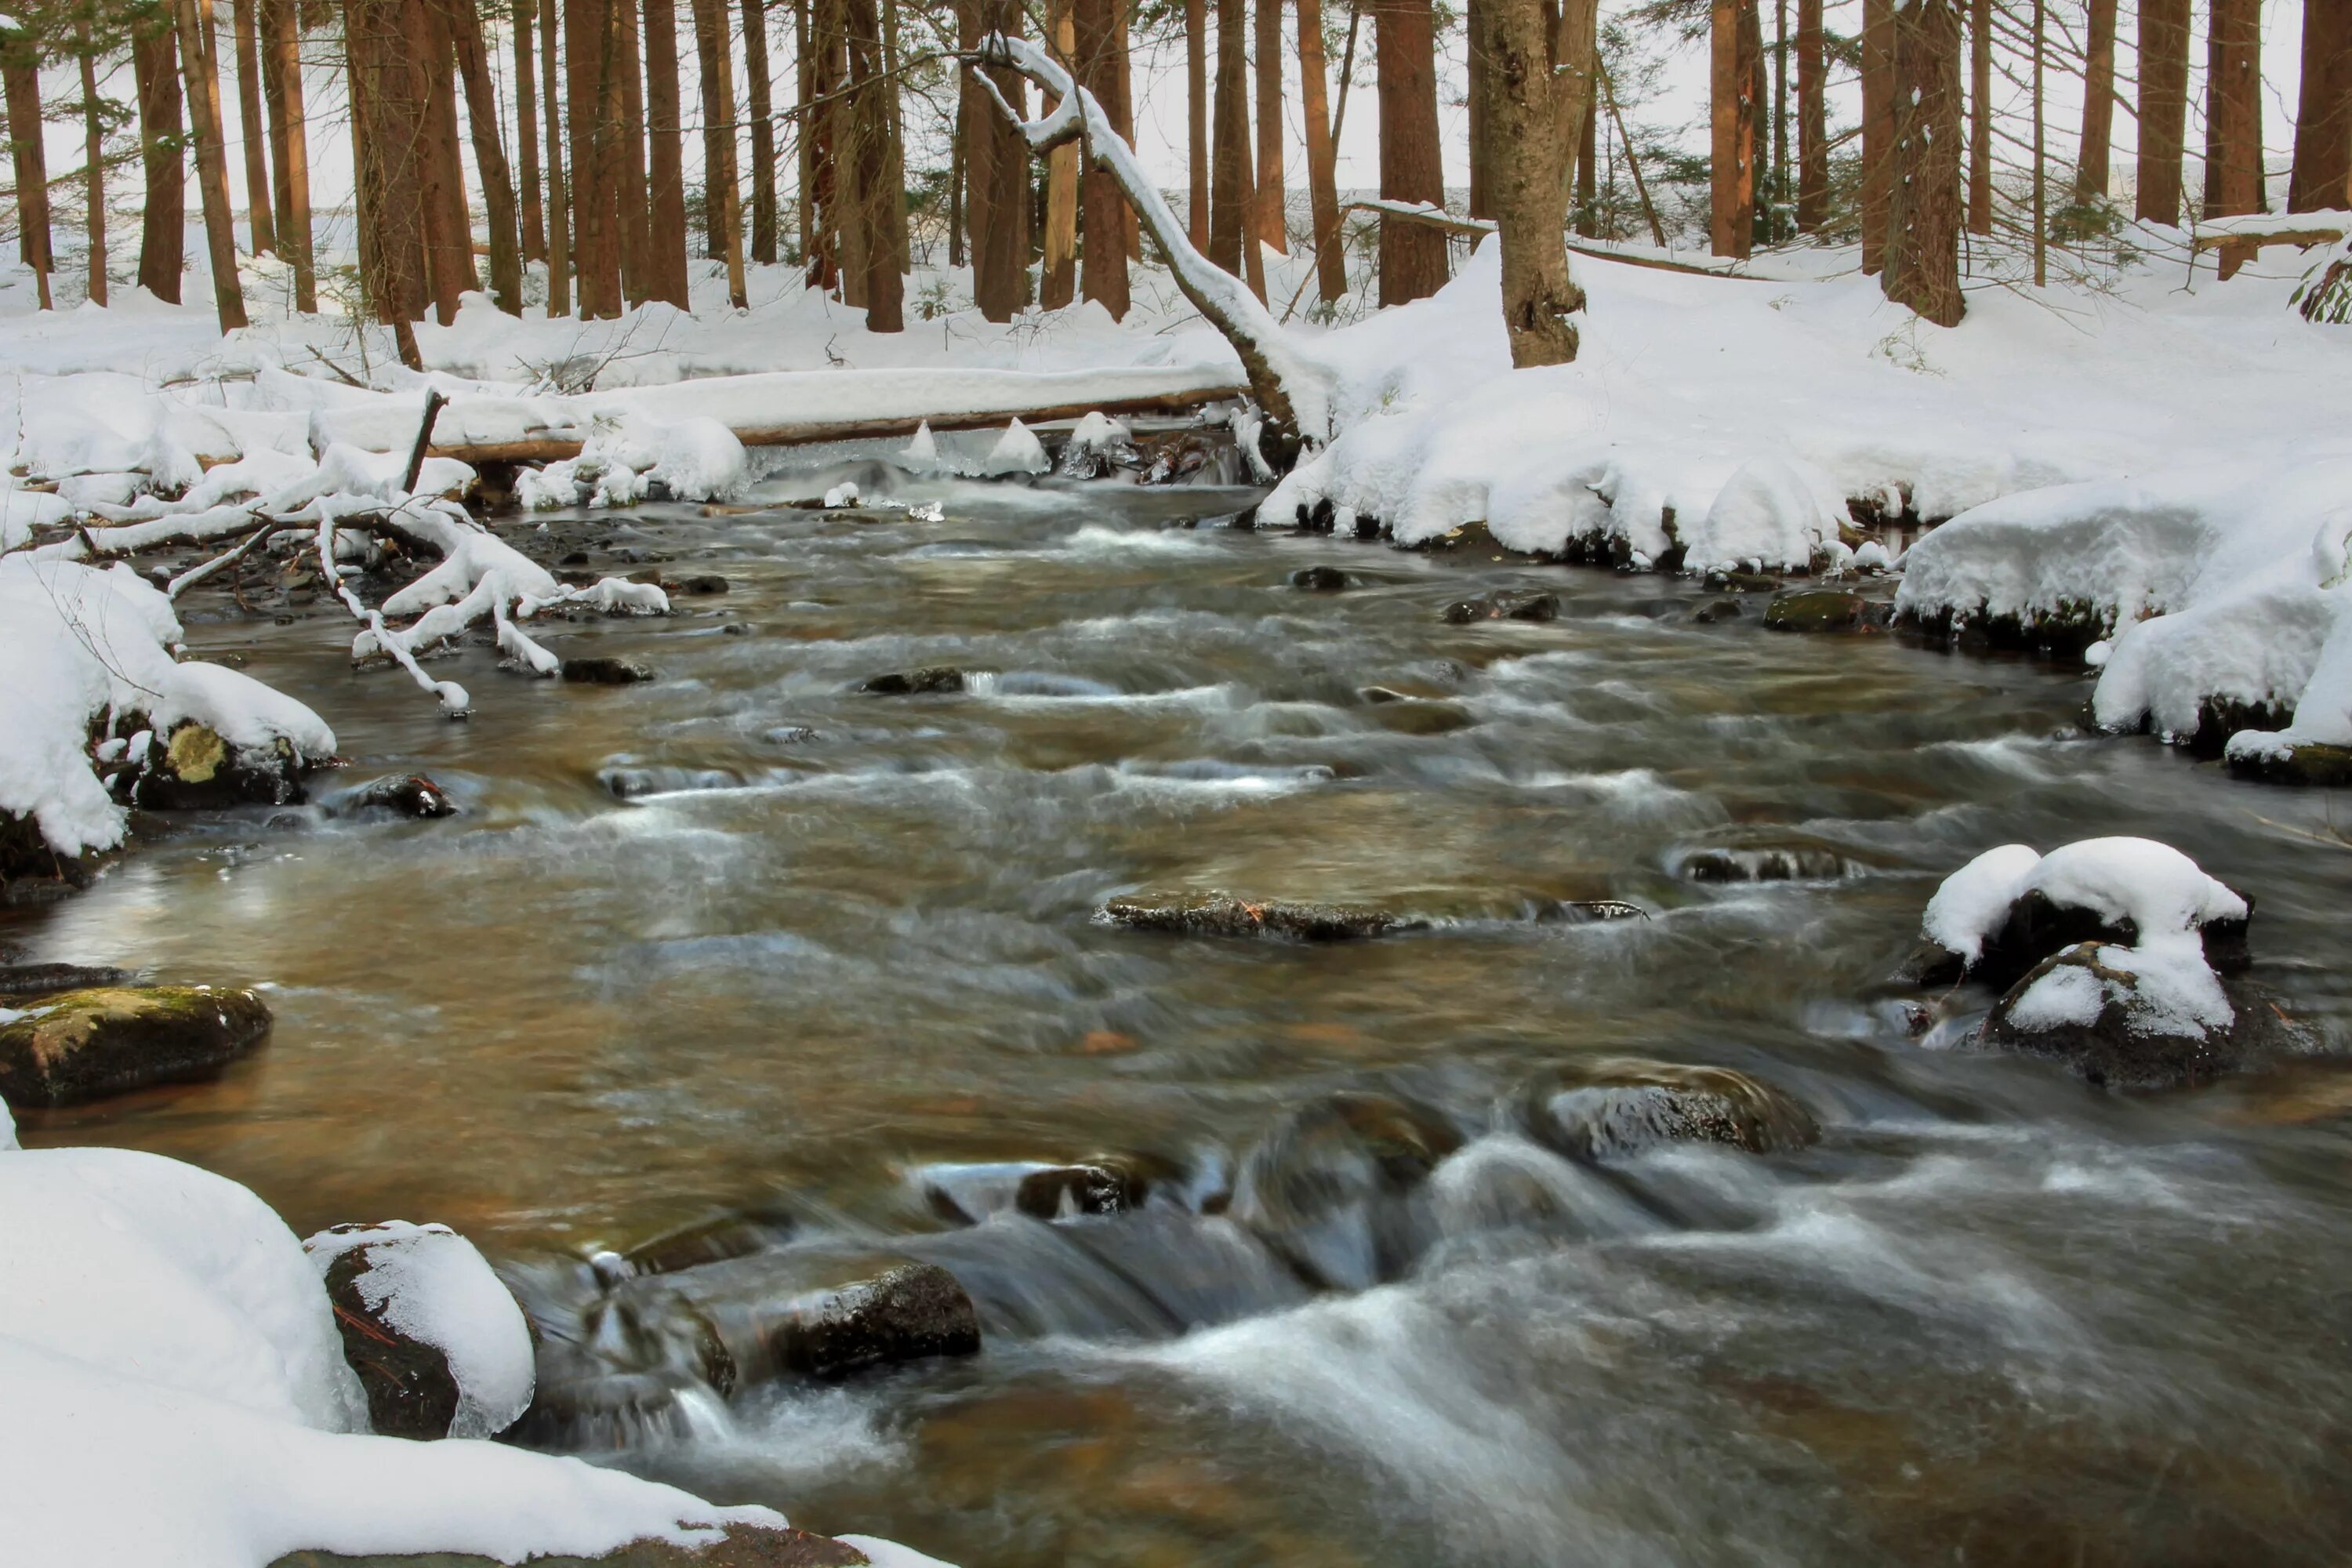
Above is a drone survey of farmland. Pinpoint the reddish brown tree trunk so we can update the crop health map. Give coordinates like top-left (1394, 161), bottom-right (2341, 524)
top-left (540, 0), bottom-right (571, 313)
top-left (1374, 0), bottom-right (1446, 303)
top-left (260, 0), bottom-right (315, 309)
top-left (1210, 0), bottom-right (1250, 276)
top-left (645, 0), bottom-right (691, 304)
top-left (1711, 0), bottom-right (1758, 256)
top-left (691, 0), bottom-right (750, 307)
top-left (1885, 0), bottom-right (1964, 324)
top-left (231, 0), bottom-right (277, 252)
top-left (1299, 0), bottom-right (1346, 299)
top-left (1187, 0), bottom-right (1209, 248)
top-left (960, 0), bottom-right (1028, 320)
top-left (2206, 0), bottom-right (2262, 280)
top-left (3, 46), bottom-right (53, 309)
top-left (1040, 0), bottom-right (1079, 306)
top-left (2136, 0), bottom-right (2190, 222)
top-left (1076, 0), bottom-right (1131, 316)
top-left (136, 18), bottom-right (188, 304)
top-left (743, 0), bottom-right (779, 263)
top-left (1256, 0), bottom-right (1288, 250)
top-left (2289, 0), bottom-right (2352, 212)
top-left (2074, 0), bottom-right (2116, 203)
top-left (179, 0), bottom-right (251, 329)
top-left (514, 0), bottom-right (545, 263)
top-left (78, 23), bottom-right (107, 306)
top-left (1969, 0), bottom-right (1991, 233)
top-left (1860, 0), bottom-right (1893, 270)
top-left (1797, 0), bottom-right (1825, 230)
top-left (568, 0), bottom-right (623, 315)
top-left (343, 0), bottom-right (429, 359)
top-left (616, 0), bottom-right (652, 301)
top-left (445, 0), bottom-right (524, 313)
top-left (416, 0), bottom-right (471, 322)
top-left (843, 0), bottom-right (899, 327)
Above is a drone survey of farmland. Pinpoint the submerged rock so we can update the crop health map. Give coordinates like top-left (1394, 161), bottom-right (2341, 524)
top-left (1679, 846), bottom-right (1853, 884)
top-left (1442, 589), bottom-right (1560, 625)
top-left (1097, 891), bottom-right (1405, 942)
top-left (1228, 1091), bottom-right (1465, 1290)
top-left (622, 1208), bottom-right (800, 1276)
top-left (1762, 588), bottom-right (1886, 633)
top-left (1289, 565), bottom-right (1350, 593)
top-left (1508, 1058), bottom-right (1820, 1161)
top-left (671, 573), bottom-right (731, 595)
top-left (0, 962), bottom-right (132, 997)
top-left (1690, 597), bottom-right (1745, 623)
top-left (0, 984), bottom-right (270, 1106)
top-left (305, 1221), bottom-right (535, 1441)
top-left (127, 723), bottom-right (309, 810)
top-left (339, 773), bottom-right (457, 819)
top-left (860, 666), bottom-right (967, 695)
top-left (267, 1523), bottom-right (876, 1567)
top-left (564, 656), bottom-right (657, 684)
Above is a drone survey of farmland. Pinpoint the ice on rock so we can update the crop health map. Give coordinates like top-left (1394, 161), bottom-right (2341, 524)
top-left (981, 418), bottom-right (1050, 477)
top-left (303, 1221), bottom-right (537, 1439)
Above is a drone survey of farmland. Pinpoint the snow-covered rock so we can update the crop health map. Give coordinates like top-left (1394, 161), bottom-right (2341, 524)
top-left (979, 418), bottom-right (1049, 477)
top-left (303, 1221), bottom-right (536, 1440)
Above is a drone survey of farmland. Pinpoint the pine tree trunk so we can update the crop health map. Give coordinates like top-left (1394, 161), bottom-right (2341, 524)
top-left (881, 0), bottom-right (909, 275)
top-left (230, 0), bottom-right (277, 252)
top-left (2074, 0), bottom-right (2116, 204)
top-left (1741, 0), bottom-right (1765, 244)
top-left (2206, 0), bottom-right (2263, 275)
top-left (568, 0), bottom-right (622, 314)
top-left (798, 0), bottom-right (818, 276)
top-left (1884, 0), bottom-right (1963, 324)
top-left (178, 0), bottom-right (251, 328)
top-left (1484, 0), bottom-right (1590, 365)
top-left (744, 0), bottom-right (779, 263)
top-left (645, 0), bottom-right (691, 304)
top-left (1114, 2), bottom-right (1139, 259)
top-left (78, 24), bottom-right (108, 306)
top-left (1574, 85), bottom-right (1597, 234)
top-left (813, 0), bottom-right (852, 296)
top-left (691, 0), bottom-right (751, 307)
top-left (1374, 0), bottom-right (1446, 303)
top-left (1076, 0), bottom-right (1131, 316)
top-left (1797, 0), bottom-right (1824, 230)
top-left (1859, 0), bottom-right (1893, 270)
top-left (445, 0), bottom-right (524, 313)
top-left (2135, 0), bottom-right (2190, 223)
top-left (1210, 0), bottom-right (1248, 274)
top-left (1187, 0), bottom-right (1209, 248)
top-left (844, 0), bottom-right (901, 326)
top-left (1710, 0), bottom-right (1757, 256)
top-left (1467, 0), bottom-right (1489, 220)
top-left (1968, 0), bottom-right (1990, 232)
top-left (960, 0), bottom-right (1028, 319)
top-left (1770, 0), bottom-right (1787, 239)
top-left (1041, 0), bottom-right (1080, 306)
top-left (541, 0), bottom-right (572, 314)
top-left (1299, 0), bottom-right (1346, 299)
top-left (5, 45), bottom-right (54, 309)
top-left (2289, 0), bottom-right (2352, 212)
top-left (343, 0), bottom-right (430, 356)
top-left (136, 19), bottom-right (188, 304)
top-left (260, 0), bottom-right (315, 309)
top-left (416, 0), bottom-right (472, 322)
top-left (616, 0), bottom-right (652, 302)
top-left (1255, 0), bottom-right (1288, 249)
top-left (515, 0), bottom-right (545, 262)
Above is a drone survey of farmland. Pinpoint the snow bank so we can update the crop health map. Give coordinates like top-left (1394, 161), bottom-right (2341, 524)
top-left (0, 557), bottom-right (336, 856)
top-left (303, 1222), bottom-right (537, 1439)
top-left (0, 1145), bottom-right (789, 1568)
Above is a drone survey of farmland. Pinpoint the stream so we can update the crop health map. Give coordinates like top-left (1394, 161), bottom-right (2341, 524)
top-left (10, 458), bottom-right (2352, 1566)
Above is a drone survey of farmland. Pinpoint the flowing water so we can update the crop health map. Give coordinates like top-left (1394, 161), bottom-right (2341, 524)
top-left (12, 459), bottom-right (2352, 1566)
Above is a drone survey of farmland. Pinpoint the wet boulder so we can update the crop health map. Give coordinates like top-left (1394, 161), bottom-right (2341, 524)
top-left (0, 985), bottom-right (270, 1107)
top-left (860, 666), bottom-right (968, 695)
top-left (1690, 597), bottom-right (1744, 623)
top-left (0, 962), bottom-right (132, 998)
top-left (1974, 942), bottom-right (2300, 1091)
top-left (304, 1221), bottom-right (536, 1440)
top-left (1679, 845), bottom-right (1853, 884)
top-left (1702, 569), bottom-right (1783, 593)
top-left (1097, 891), bottom-right (1406, 942)
top-left (1289, 566), bottom-right (1350, 593)
top-left (671, 573), bottom-right (731, 595)
top-left (267, 1523), bottom-right (877, 1567)
top-left (1508, 1058), bottom-right (1820, 1162)
top-left (1228, 1091), bottom-right (1465, 1289)
top-left (339, 773), bottom-right (457, 819)
top-left (564, 656), bottom-right (657, 684)
top-left (2227, 740), bottom-right (2352, 788)
top-left (1442, 589), bottom-right (1560, 625)
top-left (1762, 589), bottom-right (1886, 633)
top-left (128, 723), bottom-right (309, 810)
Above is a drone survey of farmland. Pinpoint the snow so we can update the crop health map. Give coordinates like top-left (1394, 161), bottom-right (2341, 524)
top-left (1680, 458), bottom-right (1851, 575)
top-left (303, 1222), bottom-right (537, 1440)
top-left (1922, 843), bottom-right (2047, 964)
top-left (980, 418), bottom-right (1050, 477)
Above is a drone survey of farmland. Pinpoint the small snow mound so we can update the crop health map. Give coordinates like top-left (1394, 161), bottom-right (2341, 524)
top-left (1680, 458), bottom-right (1848, 575)
top-left (648, 417), bottom-right (750, 503)
top-left (303, 1221), bottom-right (536, 1439)
top-left (1923, 837), bottom-right (2245, 967)
top-left (824, 481), bottom-right (862, 508)
top-left (1851, 539), bottom-right (1893, 572)
top-left (1921, 844), bottom-right (2045, 963)
top-left (980, 418), bottom-right (1050, 477)
top-left (900, 420), bottom-right (940, 471)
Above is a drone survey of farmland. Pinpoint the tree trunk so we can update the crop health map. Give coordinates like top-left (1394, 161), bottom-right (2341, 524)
top-left (2074, 0), bottom-right (2116, 204)
top-left (1468, 0), bottom-right (1489, 220)
top-left (5, 44), bottom-right (54, 310)
top-left (260, 0), bottom-right (315, 309)
top-left (1884, 0), bottom-right (1963, 324)
top-left (1796, 0), bottom-right (1824, 230)
top-left (515, 0), bottom-right (545, 262)
top-left (2135, 0), bottom-right (2190, 223)
top-left (1742, 0), bottom-right (1766, 243)
top-left (1710, 0), bottom-right (1757, 256)
top-left (540, 0), bottom-right (572, 314)
top-left (1299, 0), bottom-right (1346, 299)
top-left (1574, 82), bottom-right (1597, 234)
top-left (136, 19), bottom-right (187, 304)
top-left (1114, 2), bottom-right (1139, 259)
top-left (230, 0), bottom-right (277, 252)
top-left (2207, 0), bottom-right (2263, 275)
top-left (1484, 0), bottom-right (1591, 365)
top-left (568, 0), bottom-right (622, 314)
top-left (1968, 0), bottom-right (1990, 232)
top-left (814, 0), bottom-right (853, 296)
top-left (744, 0), bottom-right (779, 263)
top-left (692, 0), bottom-right (751, 307)
top-left (1255, 0), bottom-right (1288, 249)
top-left (844, 0), bottom-right (901, 326)
top-left (1210, 0), bottom-right (1248, 274)
top-left (445, 0), bottom-right (525, 313)
top-left (1076, 0), bottom-right (1131, 316)
top-left (343, 0), bottom-right (428, 358)
top-left (78, 23), bottom-right (108, 306)
top-left (178, 0), bottom-right (250, 329)
top-left (960, 0), bottom-right (1028, 319)
top-left (645, 0), bottom-right (691, 304)
top-left (1374, 0), bottom-right (1446, 303)
top-left (616, 0), bottom-right (651, 301)
top-left (1769, 0), bottom-right (1786, 240)
top-left (798, 0), bottom-right (818, 277)
top-left (1859, 0), bottom-right (1893, 270)
top-left (1187, 0), bottom-right (1209, 248)
top-left (2289, 0), bottom-right (2352, 212)
top-left (880, 0), bottom-right (909, 275)
top-left (1041, 0), bottom-right (1080, 306)
top-left (416, 0), bottom-right (471, 322)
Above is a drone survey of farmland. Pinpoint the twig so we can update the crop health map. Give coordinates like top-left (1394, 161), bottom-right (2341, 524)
top-left (401, 390), bottom-right (449, 495)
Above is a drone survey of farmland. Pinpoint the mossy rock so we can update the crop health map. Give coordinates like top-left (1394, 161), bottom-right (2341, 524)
top-left (0, 985), bottom-right (270, 1107)
top-left (1509, 1058), bottom-right (1820, 1161)
top-left (268, 1524), bottom-right (873, 1568)
top-left (128, 724), bottom-right (307, 810)
top-left (1762, 589), bottom-right (1884, 633)
top-left (2227, 741), bottom-right (2352, 787)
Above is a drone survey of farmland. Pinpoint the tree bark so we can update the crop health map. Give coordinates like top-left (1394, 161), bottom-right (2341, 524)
top-left (445, 0), bottom-right (524, 314)
top-left (2289, 0), bottom-right (2352, 212)
top-left (1769, 0), bottom-right (1786, 240)
top-left (136, 18), bottom-right (187, 304)
top-left (1710, 0), bottom-right (1757, 256)
top-left (798, 0), bottom-right (818, 275)
top-left (843, 0), bottom-right (901, 327)
top-left (692, 0), bottom-right (751, 307)
top-left (1040, 0), bottom-right (1080, 306)
top-left (540, 0), bottom-right (572, 314)
top-left (615, 0), bottom-right (651, 300)
top-left (231, 0), bottom-right (277, 252)
top-left (416, 0), bottom-right (472, 322)
top-left (5, 41), bottom-right (53, 309)
top-left (960, 0), bottom-right (1028, 318)
top-left (2136, 0), bottom-right (2190, 223)
top-left (1374, 0), bottom-right (1446, 303)
top-left (1210, 0), bottom-right (1248, 274)
top-left (567, 0), bottom-right (622, 314)
top-left (1187, 0), bottom-right (1209, 247)
top-left (1468, 0), bottom-right (1489, 220)
top-left (513, 0), bottom-right (545, 263)
top-left (2074, 0), bottom-right (2116, 204)
top-left (343, 0), bottom-right (428, 359)
top-left (260, 0), bottom-right (315, 309)
top-left (1797, 0), bottom-right (1824, 230)
top-left (1299, 0), bottom-right (1346, 299)
top-left (880, 0), bottom-right (908, 275)
top-left (1483, 0), bottom-right (1591, 365)
top-left (1884, 0), bottom-right (1963, 324)
top-left (1574, 81), bottom-right (1597, 234)
top-left (1968, 0), bottom-right (1990, 232)
top-left (743, 0), bottom-right (779, 263)
top-left (814, 0), bottom-right (854, 296)
top-left (2206, 0), bottom-right (2263, 275)
top-left (1076, 0), bottom-right (1131, 315)
top-left (1859, 0), bottom-right (1893, 270)
top-left (178, 0), bottom-right (251, 329)
top-left (78, 22), bottom-right (107, 306)
top-left (1255, 0), bottom-right (1288, 249)
top-left (644, 0), bottom-right (691, 304)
